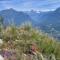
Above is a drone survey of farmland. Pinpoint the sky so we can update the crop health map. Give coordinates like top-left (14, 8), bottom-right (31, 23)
top-left (0, 0), bottom-right (60, 11)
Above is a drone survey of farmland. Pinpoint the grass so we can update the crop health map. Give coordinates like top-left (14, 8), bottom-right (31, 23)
top-left (0, 24), bottom-right (60, 60)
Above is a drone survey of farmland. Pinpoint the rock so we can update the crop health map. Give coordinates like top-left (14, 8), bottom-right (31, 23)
top-left (0, 39), bottom-right (3, 45)
top-left (0, 55), bottom-right (4, 60)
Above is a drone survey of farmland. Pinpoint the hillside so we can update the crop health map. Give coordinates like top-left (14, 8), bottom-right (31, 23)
top-left (0, 24), bottom-right (60, 60)
top-left (0, 8), bottom-right (60, 39)
top-left (26, 8), bottom-right (60, 40)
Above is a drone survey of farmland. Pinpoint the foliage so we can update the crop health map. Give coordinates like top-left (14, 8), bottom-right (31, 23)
top-left (0, 24), bottom-right (60, 60)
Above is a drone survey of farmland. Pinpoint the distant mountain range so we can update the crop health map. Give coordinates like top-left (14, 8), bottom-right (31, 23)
top-left (0, 8), bottom-right (60, 40)
top-left (0, 8), bottom-right (32, 26)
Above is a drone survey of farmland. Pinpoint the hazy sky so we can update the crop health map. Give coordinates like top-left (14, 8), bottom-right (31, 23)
top-left (0, 0), bottom-right (60, 11)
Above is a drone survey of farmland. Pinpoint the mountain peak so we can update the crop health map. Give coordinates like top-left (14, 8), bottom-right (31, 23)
top-left (1, 8), bottom-right (16, 12)
top-left (7, 8), bottom-right (16, 11)
top-left (55, 7), bottom-right (60, 12)
top-left (8, 8), bottom-right (14, 10)
top-left (0, 8), bottom-right (17, 14)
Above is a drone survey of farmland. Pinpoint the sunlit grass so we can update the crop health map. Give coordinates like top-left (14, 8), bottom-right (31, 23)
top-left (0, 24), bottom-right (60, 60)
